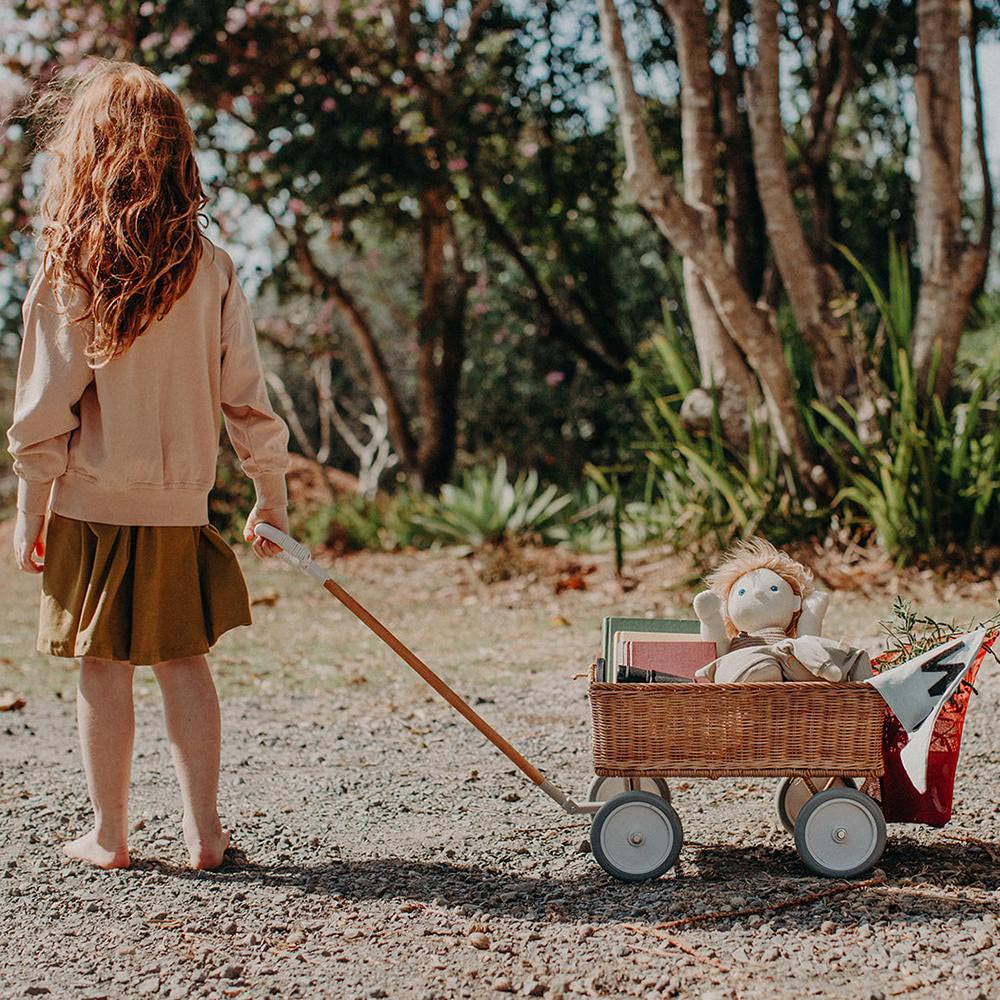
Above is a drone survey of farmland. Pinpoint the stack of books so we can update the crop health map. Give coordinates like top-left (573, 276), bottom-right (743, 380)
top-left (598, 617), bottom-right (717, 683)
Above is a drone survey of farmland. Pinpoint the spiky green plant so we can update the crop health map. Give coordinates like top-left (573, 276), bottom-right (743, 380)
top-left (811, 241), bottom-right (1000, 562)
top-left (409, 457), bottom-right (574, 546)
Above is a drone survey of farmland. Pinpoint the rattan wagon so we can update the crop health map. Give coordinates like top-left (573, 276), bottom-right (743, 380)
top-left (586, 675), bottom-right (889, 880)
top-left (254, 524), bottom-right (988, 885)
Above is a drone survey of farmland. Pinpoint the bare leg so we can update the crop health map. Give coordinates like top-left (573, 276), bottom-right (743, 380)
top-left (64, 656), bottom-right (135, 869)
top-left (151, 654), bottom-right (229, 869)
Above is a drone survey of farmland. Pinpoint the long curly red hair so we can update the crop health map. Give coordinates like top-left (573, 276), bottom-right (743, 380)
top-left (35, 60), bottom-right (207, 365)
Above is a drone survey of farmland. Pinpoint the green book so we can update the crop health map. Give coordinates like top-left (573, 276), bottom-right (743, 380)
top-left (600, 617), bottom-right (701, 681)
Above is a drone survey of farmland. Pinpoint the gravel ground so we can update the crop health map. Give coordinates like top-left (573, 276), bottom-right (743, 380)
top-left (1, 547), bottom-right (999, 998)
top-left (3, 664), bottom-right (999, 999)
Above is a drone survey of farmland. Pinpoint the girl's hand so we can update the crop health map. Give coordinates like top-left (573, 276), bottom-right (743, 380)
top-left (14, 511), bottom-right (46, 574)
top-left (244, 504), bottom-right (289, 559)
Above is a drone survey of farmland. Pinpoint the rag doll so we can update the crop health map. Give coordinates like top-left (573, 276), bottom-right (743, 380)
top-left (693, 538), bottom-right (871, 684)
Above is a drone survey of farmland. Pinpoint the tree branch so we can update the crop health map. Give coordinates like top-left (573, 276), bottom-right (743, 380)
top-left (968, 5), bottom-right (994, 256)
top-left (597, 0), bottom-right (819, 487)
top-left (289, 223), bottom-right (419, 471)
top-left (464, 180), bottom-right (629, 382)
top-left (746, 0), bottom-right (853, 403)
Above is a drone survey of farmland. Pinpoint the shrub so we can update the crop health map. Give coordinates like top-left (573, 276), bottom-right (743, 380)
top-left (409, 457), bottom-right (574, 547)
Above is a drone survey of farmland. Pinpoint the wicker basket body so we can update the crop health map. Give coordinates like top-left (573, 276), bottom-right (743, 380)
top-left (590, 680), bottom-right (886, 779)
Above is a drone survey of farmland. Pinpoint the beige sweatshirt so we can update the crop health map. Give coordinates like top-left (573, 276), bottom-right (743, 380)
top-left (6, 236), bottom-right (290, 526)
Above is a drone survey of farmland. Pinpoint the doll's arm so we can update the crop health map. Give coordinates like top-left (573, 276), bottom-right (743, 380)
top-left (695, 661), bottom-right (718, 681)
top-left (797, 590), bottom-right (829, 637)
top-left (694, 590), bottom-right (730, 655)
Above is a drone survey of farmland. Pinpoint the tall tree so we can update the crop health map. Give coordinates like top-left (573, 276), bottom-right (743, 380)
top-left (911, 0), bottom-right (994, 399)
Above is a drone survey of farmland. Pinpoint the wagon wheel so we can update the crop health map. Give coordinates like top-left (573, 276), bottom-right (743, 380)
top-left (590, 791), bottom-right (683, 883)
top-left (794, 788), bottom-right (887, 878)
top-left (774, 777), bottom-right (857, 834)
top-left (588, 775), bottom-right (671, 804)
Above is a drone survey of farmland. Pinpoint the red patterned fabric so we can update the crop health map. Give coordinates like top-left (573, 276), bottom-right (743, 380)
top-left (874, 631), bottom-right (996, 826)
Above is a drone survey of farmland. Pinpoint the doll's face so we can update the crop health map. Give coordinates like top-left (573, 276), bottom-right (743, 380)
top-left (726, 568), bottom-right (801, 634)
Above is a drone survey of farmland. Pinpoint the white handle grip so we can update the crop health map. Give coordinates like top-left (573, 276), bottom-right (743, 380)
top-left (253, 523), bottom-right (330, 582)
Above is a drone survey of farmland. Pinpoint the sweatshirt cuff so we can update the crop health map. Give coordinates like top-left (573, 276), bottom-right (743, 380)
top-left (17, 479), bottom-right (52, 517)
top-left (253, 473), bottom-right (288, 510)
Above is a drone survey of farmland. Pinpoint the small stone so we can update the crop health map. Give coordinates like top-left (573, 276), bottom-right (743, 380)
top-left (223, 921), bottom-right (238, 935)
top-left (136, 978), bottom-right (160, 996)
top-left (494, 978), bottom-right (514, 993)
top-left (400, 901), bottom-right (421, 913)
top-left (576, 839), bottom-right (591, 854)
top-left (221, 965), bottom-right (243, 980)
top-left (820, 920), bottom-right (836, 933)
top-left (526, 982), bottom-right (547, 997)
top-left (469, 932), bottom-right (490, 950)
top-left (23, 990), bottom-right (51, 997)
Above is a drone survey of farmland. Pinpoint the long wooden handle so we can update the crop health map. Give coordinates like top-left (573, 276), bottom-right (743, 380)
top-left (252, 522), bottom-right (548, 787)
top-left (322, 577), bottom-right (547, 786)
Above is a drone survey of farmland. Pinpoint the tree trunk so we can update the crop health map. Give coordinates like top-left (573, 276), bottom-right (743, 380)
top-left (718, 0), bottom-right (766, 300)
top-left (292, 228), bottom-right (420, 475)
top-left (414, 187), bottom-right (469, 493)
top-left (597, 0), bottom-right (820, 491)
top-left (798, 0), bottom-right (852, 261)
top-left (911, 0), bottom-right (992, 398)
top-left (663, 0), bottom-right (754, 449)
top-left (746, 0), bottom-right (854, 406)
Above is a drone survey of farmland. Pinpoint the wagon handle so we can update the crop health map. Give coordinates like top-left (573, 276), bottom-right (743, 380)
top-left (253, 523), bottom-right (589, 815)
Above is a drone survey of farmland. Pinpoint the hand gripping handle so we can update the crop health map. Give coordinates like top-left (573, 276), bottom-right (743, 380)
top-left (253, 523), bottom-right (330, 582)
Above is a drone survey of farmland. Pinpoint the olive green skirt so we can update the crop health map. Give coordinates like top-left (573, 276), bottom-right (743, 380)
top-left (38, 511), bottom-right (253, 666)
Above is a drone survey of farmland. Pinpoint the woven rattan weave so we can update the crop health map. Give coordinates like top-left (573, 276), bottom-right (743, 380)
top-left (590, 678), bottom-right (886, 779)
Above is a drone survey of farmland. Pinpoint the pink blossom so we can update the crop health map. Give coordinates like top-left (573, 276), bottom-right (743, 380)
top-left (447, 157), bottom-right (468, 172)
top-left (518, 140), bottom-right (539, 159)
top-left (474, 102), bottom-right (494, 115)
top-left (225, 6), bottom-right (248, 32)
top-left (288, 198), bottom-right (306, 215)
top-left (168, 26), bottom-right (193, 54)
top-left (321, 97), bottom-right (337, 112)
top-left (545, 371), bottom-right (565, 387)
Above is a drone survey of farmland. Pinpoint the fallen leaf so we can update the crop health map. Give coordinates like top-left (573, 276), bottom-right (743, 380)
top-left (250, 589), bottom-right (280, 607)
top-left (0, 691), bottom-right (26, 712)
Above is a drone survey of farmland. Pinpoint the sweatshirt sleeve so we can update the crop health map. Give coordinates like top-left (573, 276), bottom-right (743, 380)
top-left (6, 265), bottom-right (95, 516)
top-left (219, 274), bottom-right (290, 510)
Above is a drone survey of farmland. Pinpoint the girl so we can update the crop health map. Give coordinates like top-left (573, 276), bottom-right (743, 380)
top-left (7, 61), bottom-right (291, 871)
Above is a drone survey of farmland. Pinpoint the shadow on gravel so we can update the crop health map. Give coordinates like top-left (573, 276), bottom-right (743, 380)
top-left (136, 839), bottom-right (1000, 928)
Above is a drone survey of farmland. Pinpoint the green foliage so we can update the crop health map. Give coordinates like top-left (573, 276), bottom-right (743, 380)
top-left (624, 333), bottom-right (820, 556)
top-left (290, 489), bottom-right (430, 554)
top-left (878, 597), bottom-right (1000, 661)
top-left (810, 244), bottom-right (1000, 562)
top-left (209, 447), bottom-right (257, 543)
top-left (605, 240), bottom-right (999, 566)
top-left (409, 458), bottom-right (573, 547)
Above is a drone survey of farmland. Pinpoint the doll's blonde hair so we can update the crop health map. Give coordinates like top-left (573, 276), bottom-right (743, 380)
top-left (705, 537), bottom-right (813, 638)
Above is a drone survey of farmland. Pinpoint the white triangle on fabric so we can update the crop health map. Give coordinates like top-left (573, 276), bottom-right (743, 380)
top-left (865, 629), bottom-right (987, 794)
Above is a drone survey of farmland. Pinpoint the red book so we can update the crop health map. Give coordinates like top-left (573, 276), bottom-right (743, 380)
top-left (621, 639), bottom-right (717, 678)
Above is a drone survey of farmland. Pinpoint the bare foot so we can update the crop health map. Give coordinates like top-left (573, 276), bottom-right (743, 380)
top-left (63, 829), bottom-right (130, 870)
top-left (184, 822), bottom-right (230, 870)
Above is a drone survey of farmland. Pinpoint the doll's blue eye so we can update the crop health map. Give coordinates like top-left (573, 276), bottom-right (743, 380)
top-left (738, 588), bottom-right (746, 596)
top-left (770, 585), bottom-right (779, 592)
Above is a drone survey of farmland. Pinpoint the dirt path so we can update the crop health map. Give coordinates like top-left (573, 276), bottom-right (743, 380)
top-left (1, 546), bottom-right (999, 998)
